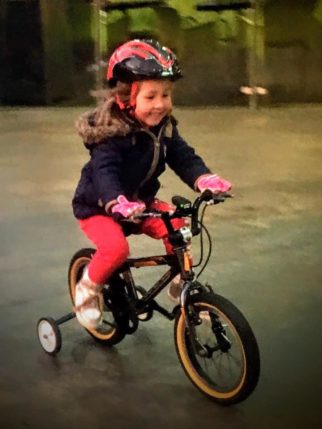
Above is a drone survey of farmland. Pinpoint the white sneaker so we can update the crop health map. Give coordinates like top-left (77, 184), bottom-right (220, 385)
top-left (74, 269), bottom-right (103, 330)
top-left (167, 274), bottom-right (183, 303)
top-left (199, 311), bottom-right (211, 322)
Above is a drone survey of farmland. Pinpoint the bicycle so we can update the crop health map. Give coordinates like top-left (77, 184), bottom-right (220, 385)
top-left (37, 190), bottom-right (260, 405)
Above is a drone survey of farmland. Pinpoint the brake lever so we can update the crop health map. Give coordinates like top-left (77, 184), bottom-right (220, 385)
top-left (131, 211), bottom-right (162, 221)
top-left (201, 192), bottom-right (233, 206)
top-left (212, 192), bottom-right (233, 203)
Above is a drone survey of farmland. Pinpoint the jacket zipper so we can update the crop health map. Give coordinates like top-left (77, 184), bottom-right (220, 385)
top-left (133, 120), bottom-right (169, 199)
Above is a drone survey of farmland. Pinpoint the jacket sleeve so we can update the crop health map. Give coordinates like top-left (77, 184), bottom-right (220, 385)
top-left (165, 125), bottom-right (211, 189)
top-left (91, 141), bottom-right (125, 207)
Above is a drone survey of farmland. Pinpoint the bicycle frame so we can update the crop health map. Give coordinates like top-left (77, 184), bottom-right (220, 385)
top-left (123, 255), bottom-right (179, 301)
top-left (113, 242), bottom-right (195, 320)
top-left (45, 191), bottom-right (232, 331)
top-left (110, 191), bottom-right (232, 321)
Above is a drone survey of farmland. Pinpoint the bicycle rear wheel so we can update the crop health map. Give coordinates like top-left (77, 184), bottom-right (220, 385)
top-left (174, 292), bottom-right (260, 405)
top-left (68, 248), bottom-right (126, 346)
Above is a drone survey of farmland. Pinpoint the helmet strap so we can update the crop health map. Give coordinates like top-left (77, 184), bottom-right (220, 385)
top-left (115, 81), bottom-right (140, 112)
top-left (115, 94), bottom-right (127, 110)
top-left (130, 81), bottom-right (140, 108)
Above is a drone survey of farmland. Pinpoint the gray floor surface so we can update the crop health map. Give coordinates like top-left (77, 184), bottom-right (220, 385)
top-left (1, 105), bottom-right (322, 428)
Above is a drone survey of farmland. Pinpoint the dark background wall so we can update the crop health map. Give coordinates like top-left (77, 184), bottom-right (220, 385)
top-left (264, 0), bottom-right (322, 103)
top-left (0, 0), bottom-right (321, 106)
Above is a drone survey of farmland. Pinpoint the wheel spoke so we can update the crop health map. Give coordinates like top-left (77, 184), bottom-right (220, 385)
top-left (102, 319), bottom-right (116, 328)
top-left (175, 294), bottom-right (260, 404)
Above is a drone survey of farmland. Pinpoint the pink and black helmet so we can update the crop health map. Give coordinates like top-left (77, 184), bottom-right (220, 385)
top-left (106, 39), bottom-right (182, 86)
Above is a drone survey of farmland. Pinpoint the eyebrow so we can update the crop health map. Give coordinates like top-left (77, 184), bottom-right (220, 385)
top-left (144, 88), bottom-right (172, 95)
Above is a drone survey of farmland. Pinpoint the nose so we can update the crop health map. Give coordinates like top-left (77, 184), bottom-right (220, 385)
top-left (154, 96), bottom-right (166, 110)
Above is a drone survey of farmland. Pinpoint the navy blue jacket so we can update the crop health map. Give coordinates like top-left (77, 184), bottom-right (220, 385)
top-left (72, 102), bottom-right (211, 219)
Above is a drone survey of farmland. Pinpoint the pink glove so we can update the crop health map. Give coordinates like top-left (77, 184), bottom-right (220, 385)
top-left (111, 195), bottom-right (146, 218)
top-left (196, 174), bottom-right (231, 193)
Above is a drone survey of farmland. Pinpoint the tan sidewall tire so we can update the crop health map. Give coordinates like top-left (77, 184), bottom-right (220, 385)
top-left (68, 248), bottom-right (125, 345)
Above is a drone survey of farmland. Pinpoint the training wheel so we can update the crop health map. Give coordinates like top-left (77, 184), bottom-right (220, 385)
top-left (37, 317), bottom-right (62, 355)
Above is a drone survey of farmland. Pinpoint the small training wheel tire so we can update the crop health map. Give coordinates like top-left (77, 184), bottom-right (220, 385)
top-left (37, 317), bottom-right (62, 355)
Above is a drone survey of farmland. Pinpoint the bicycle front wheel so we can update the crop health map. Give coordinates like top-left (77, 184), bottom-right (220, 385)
top-left (174, 292), bottom-right (260, 405)
top-left (68, 248), bottom-right (126, 346)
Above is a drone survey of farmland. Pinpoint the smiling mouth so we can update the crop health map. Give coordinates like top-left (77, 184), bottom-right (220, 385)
top-left (150, 112), bottom-right (166, 118)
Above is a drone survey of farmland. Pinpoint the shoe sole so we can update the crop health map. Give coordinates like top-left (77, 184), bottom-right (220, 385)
top-left (75, 311), bottom-right (102, 331)
top-left (167, 288), bottom-right (180, 304)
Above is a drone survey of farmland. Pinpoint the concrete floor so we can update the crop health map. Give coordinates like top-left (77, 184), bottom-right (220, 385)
top-left (0, 105), bottom-right (322, 429)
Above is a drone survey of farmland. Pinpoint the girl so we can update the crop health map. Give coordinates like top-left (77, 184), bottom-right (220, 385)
top-left (72, 39), bottom-right (231, 329)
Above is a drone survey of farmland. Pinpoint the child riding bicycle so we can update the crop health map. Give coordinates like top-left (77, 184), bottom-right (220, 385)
top-left (72, 39), bottom-right (231, 330)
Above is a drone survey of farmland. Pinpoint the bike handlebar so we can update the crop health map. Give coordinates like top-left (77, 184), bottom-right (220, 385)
top-left (130, 191), bottom-right (232, 235)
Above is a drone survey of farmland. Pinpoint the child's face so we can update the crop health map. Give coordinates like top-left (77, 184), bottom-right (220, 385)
top-left (134, 80), bottom-right (173, 127)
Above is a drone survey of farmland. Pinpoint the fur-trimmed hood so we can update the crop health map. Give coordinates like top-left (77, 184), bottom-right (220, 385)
top-left (75, 94), bottom-right (136, 145)
top-left (72, 98), bottom-right (211, 220)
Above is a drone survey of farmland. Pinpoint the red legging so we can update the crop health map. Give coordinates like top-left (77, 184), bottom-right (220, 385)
top-left (78, 200), bottom-right (185, 284)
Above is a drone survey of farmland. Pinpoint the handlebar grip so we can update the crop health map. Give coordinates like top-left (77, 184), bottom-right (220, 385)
top-left (111, 212), bottom-right (126, 222)
top-left (201, 189), bottom-right (214, 201)
top-left (201, 190), bottom-right (233, 202)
